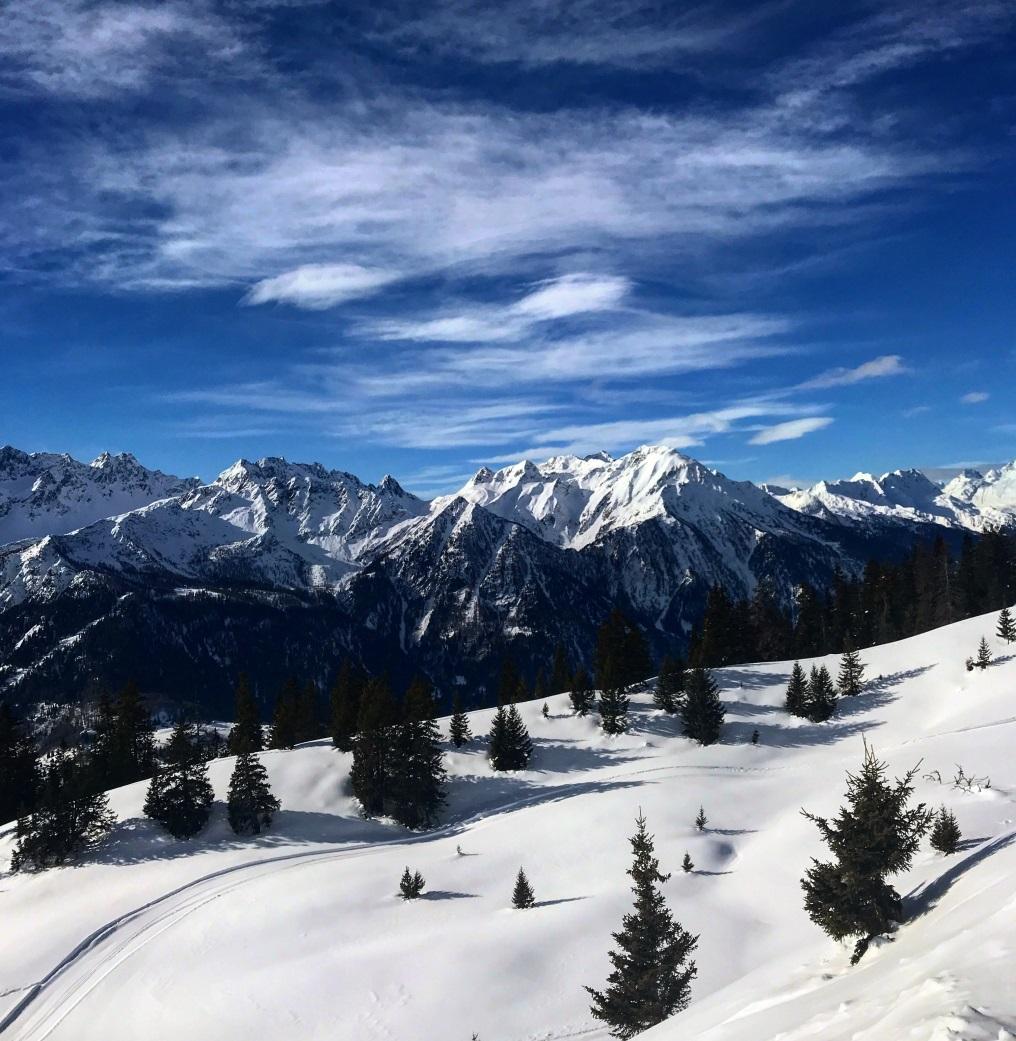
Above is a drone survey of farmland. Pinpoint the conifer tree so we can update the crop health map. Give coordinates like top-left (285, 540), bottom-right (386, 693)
top-left (805, 665), bottom-right (838, 723)
top-left (533, 669), bottom-right (548, 703)
top-left (569, 667), bottom-right (596, 716)
top-left (974, 636), bottom-right (993, 669)
top-left (512, 867), bottom-right (536, 909)
top-left (801, 742), bottom-right (932, 963)
top-left (11, 746), bottom-right (115, 871)
top-left (388, 700), bottom-right (447, 830)
top-left (837, 647), bottom-right (866, 697)
top-left (90, 680), bottom-right (156, 790)
top-left (586, 811), bottom-right (698, 1037)
top-left (929, 806), bottom-right (961, 854)
top-left (497, 658), bottom-right (522, 706)
top-left (653, 655), bottom-right (685, 713)
top-left (550, 643), bottom-right (572, 696)
top-left (295, 681), bottom-right (320, 743)
top-left (226, 751), bottom-right (280, 835)
top-left (784, 662), bottom-right (809, 717)
top-left (695, 806), bottom-right (707, 831)
top-left (329, 660), bottom-right (363, 752)
top-left (227, 674), bottom-right (263, 755)
top-left (268, 678), bottom-right (300, 749)
top-left (682, 852), bottom-right (694, 873)
top-left (0, 703), bottom-right (39, 825)
top-left (399, 866), bottom-right (425, 899)
top-left (750, 728), bottom-right (759, 745)
top-left (997, 605), bottom-right (1016, 644)
top-left (350, 677), bottom-right (398, 817)
top-left (542, 702), bottom-right (550, 719)
top-left (449, 693), bottom-right (472, 747)
top-left (598, 684), bottom-right (630, 735)
top-left (596, 610), bottom-right (651, 691)
top-left (488, 704), bottom-right (533, 771)
top-left (403, 674), bottom-right (438, 722)
top-left (143, 720), bottom-right (214, 840)
top-left (681, 668), bottom-right (725, 746)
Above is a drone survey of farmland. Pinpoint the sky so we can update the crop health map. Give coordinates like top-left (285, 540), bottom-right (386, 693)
top-left (1, 0), bottom-right (1015, 496)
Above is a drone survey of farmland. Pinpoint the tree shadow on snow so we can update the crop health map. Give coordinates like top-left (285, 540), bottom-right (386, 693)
top-left (528, 737), bottom-right (646, 773)
top-left (420, 890), bottom-right (479, 901)
top-left (534, 896), bottom-right (589, 908)
top-left (719, 667), bottom-right (792, 691)
top-left (741, 717), bottom-right (884, 750)
top-left (903, 831), bottom-right (1016, 922)
top-left (864, 664), bottom-right (936, 695)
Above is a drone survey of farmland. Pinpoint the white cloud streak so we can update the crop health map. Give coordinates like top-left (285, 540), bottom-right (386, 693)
top-left (961, 391), bottom-right (989, 404)
top-left (749, 416), bottom-right (833, 444)
top-left (797, 354), bottom-right (909, 389)
top-left (245, 264), bottom-right (401, 309)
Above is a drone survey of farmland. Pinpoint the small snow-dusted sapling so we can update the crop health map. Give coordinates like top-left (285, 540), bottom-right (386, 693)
top-left (682, 852), bottom-right (694, 873)
top-left (750, 728), bottom-right (759, 745)
top-left (695, 806), bottom-right (707, 832)
top-left (974, 636), bottom-right (993, 670)
top-left (449, 693), bottom-right (472, 747)
top-left (399, 866), bottom-right (425, 900)
top-left (996, 605), bottom-right (1016, 645)
top-left (512, 867), bottom-right (536, 909)
top-left (542, 702), bottom-right (550, 719)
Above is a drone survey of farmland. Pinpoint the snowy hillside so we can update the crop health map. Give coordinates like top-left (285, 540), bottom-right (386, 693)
top-left (775, 464), bottom-right (1016, 532)
top-left (2, 607), bottom-right (1015, 1040)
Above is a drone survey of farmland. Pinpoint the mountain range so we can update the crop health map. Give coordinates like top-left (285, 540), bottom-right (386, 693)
top-left (2, 443), bottom-right (1013, 712)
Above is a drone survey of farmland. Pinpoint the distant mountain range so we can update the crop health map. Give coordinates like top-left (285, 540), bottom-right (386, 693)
top-left (2, 444), bottom-right (1013, 712)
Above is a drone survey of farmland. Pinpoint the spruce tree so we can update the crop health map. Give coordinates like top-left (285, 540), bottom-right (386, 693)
top-left (497, 658), bottom-right (522, 706)
top-left (488, 704), bottom-right (533, 771)
top-left (654, 655), bottom-right (685, 713)
top-left (11, 746), bottom-right (115, 871)
top-left (801, 742), bottom-right (932, 963)
top-left (569, 667), bottom-right (596, 716)
top-left (399, 866), bottom-right (425, 900)
top-left (586, 812), bottom-right (698, 1037)
top-left (0, 703), bottom-right (40, 825)
top-left (227, 674), bottom-right (263, 755)
top-left (974, 636), bottom-right (993, 669)
top-left (329, 660), bottom-right (363, 752)
top-left (449, 693), bottom-right (472, 747)
top-left (512, 867), bottom-right (536, 909)
top-left (598, 685), bottom-right (630, 735)
top-left (784, 662), bottom-right (809, 717)
top-left (550, 643), bottom-right (572, 696)
top-left (350, 677), bottom-right (398, 817)
top-left (682, 852), bottom-right (694, 873)
top-left (295, 681), bottom-right (320, 743)
top-left (226, 751), bottom-right (280, 835)
top-left (268, 678), bottom-right (300, 749)
top-left (997, 605), bottom-right (1016, 644)
top-left (929, 806), bottom-right (961, 854)
top-left (681, 668), bottom-right (725, 746)
top-left (805, 665), bottom-right (838, 723)
top-left (542, 702), bottom-right (550, 719)
top-left (388, 703), bottom-right (447, 829)
top-left (90, 680), bottom-right (156, 790)
top-left (695, 806), bottom-right (707, 831)
top-left (403, 674), bottom-right (438, 722)
top-left (837, 647), bottom-right (866, 697)
top-left (143, 720), bottom-right (214, 840)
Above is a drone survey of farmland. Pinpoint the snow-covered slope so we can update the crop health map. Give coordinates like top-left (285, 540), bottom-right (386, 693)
top-left (0, 446), bottom-right (198, 545)
top-left (776, 464), bottom-right (1016, 532)
top-left (2, 607), bottom-right (1014, 1040)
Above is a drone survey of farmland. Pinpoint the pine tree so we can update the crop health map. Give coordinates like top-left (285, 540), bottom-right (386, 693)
top-left (533, 669), bottom-right (548, 703)
top-left (329, 660), bottom-right (363, 752)
top-left (399, 866), bottom-right (425, 900)
top-left (449, 693), bottom-right (472, 747)
top-left (512, 867), bottom-right (536, 909)
top-left (653, 655), bottom-right (685, 713)
top-left (598, 685), bottom-right (630, 736)
top-left (403, 674), bottom-right (438, 722)
top-left (488, 704), bottom-right (533, 771)
top-left (226, 752), bottom-right (280, 835)
top-left (805, 665), bottom-right (838, 723)
top-left (388, 704), bottom-right (447, 830)
top-left (974, 636), bottom-right (993, 669)
top-left (681, 668), bottom-right (725, 746)
top-left (586, 812), bottom-right (698, 1038)
top-left (596, 610), bottom-right (651, 692)
top-left (497, 658), bottom-right (522, 706)
top-left (750, 728), bottom-right (759, 745)
top-left (0, 703), bottom-right (39, 825)
top-left (997, 605), bottom-right (1016, 644)
top-left (268, 678), bottom-right (300, 749)
top-left (929, 806), bottom-right (961, 854)
top-left (784, 662), bottom-right (809, 717)
top-left (89, 680), bottom-right (156, 790)
top-left (350, 677), bottom-right (398, 817)
top-left (143, 720), bottom-right (214, 840)
top-left (801, 742), bottom-right (932, 963)
top-left (295, 681), bottom-right (321, 744)
top-left (682, 852), bottom-right (694, 873)
top-left (10, 746), bottom-right (115, 871)
top-left (542, 702), bottom-right (550, 719)
top-left (695, 806), bottom-right (707, 831)
top-left (569, 667), bottom-right (596, 716)
top-left (550, 643), bottom-right (572, 696)
top-left (227, 674), bottom-right (263, 755)
top-left (837, 647), bottom-right (866, 697)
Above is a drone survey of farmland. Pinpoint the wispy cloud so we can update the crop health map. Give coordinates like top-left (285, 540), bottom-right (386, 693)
top-left (902, 404), bottom-right (931, 417)
top-left (749, 416), bottom-right (833, 444)
top-left (797, 354), bottom-right (909, 389)
top-left (961, 391), bottom-right (989, 404)
top-left (245, 264), bottom-right (402, 309)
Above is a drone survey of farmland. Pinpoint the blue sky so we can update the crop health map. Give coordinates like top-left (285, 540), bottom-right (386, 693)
top-left (1, 0), bottom-right (1014, 495)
